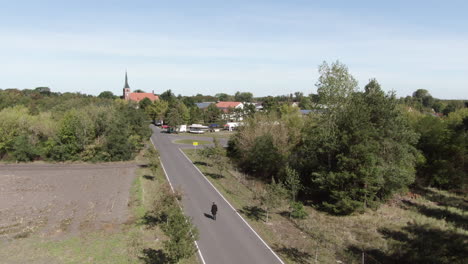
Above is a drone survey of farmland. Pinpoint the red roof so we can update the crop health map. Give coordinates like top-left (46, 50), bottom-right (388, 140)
top-left (216, 101), bottom-right (242, 108)
top-left (128, 93), bottom-right (159, 102)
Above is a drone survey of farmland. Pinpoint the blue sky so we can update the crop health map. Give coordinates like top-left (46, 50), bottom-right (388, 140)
top-left (1, 0), bottom-right (467, 99)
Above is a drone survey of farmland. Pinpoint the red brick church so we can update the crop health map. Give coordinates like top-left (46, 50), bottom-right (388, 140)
top-left (123, 72), bottom-right (159, 102)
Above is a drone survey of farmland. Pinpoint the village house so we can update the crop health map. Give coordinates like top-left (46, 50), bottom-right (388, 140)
top-left (216, 101), bottom-right (244, 121)
top-left (122, 72), bottom-right (159, 102)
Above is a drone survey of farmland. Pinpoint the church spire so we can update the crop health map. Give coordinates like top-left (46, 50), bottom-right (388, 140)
top-left (124, 71), bottom-right (130, 88)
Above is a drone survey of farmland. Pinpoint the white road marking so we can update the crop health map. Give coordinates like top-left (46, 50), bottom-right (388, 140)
top-left (150, 137), bottom-right (207, 264)
top-left (178, 148), bottom-right (285, 264)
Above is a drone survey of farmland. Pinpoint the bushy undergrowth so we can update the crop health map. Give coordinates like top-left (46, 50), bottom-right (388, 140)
top-left (0, 89), bottom-right (150, 162)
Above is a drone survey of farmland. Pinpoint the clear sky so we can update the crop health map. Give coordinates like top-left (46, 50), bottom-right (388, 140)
top-left (1, 0), bottom-right (467, 99)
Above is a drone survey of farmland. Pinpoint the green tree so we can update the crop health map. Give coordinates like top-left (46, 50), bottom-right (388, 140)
top-left (188, 106), bottom-right (202, 124)
top-left (413, 109), bottom-right (467, 189)
top-left (283, 166), bottom-right (302, 202)
top-left (103, 117), bottom-right (134, 161)
top-left (160, 89), bottom-right (176, 104)
top-left (178, 103), bottom-right (190, 124)
top-left (301, 77), bottom-right (418, 214)
top-left (34, 87), bottom-right (51, 95)
top-left (179, 97), bottom-right (193, 107)
top-left (163, 212), bottom-right (199, 263)
top-left (0, 89), bottom-right (150, 162)
top-left (234, 91), bottom-right (253, 102)
top-left (98, 91), bottom-right (115, 99)
top-left (146, 100), bottom-right (169, 123)
top-left (166, 102), bottom-right (189, 128)
top-left (299, 96), bottom-right (313, 109)
top-left (204, 103), bottom-right (221, 123)
top-left (411, 89), bottom-right (435, 109)
top-left (216, 93), bottom-right (233, 101)
top-left (260, 179), bottom-right (287, 222)
top-left (244, 103), bottom-right (256, 117)
top-left (227, 112), bottom-right (295, 180)
top-left (432, 100), bottom-right (446, 113)
top-left (262, 96), bottom-right (279, 113)
top-left (314, 60), bottom-right (358, 171)
top-left (138, 97), bottom-right (152, 110)
top-left (412, 89), bottom-right (430, 99)
top-left (0, 106), bottom-right (32, 157)
top-left (47, 110), bottom-right (91, 161)
top-left (12, 134), bottom-right (38, 161)
top-left (244, 134), bottom-right (283, 179)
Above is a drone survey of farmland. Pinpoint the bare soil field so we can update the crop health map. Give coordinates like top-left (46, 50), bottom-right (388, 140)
top-left (0, 163), bottom-right (136, 241)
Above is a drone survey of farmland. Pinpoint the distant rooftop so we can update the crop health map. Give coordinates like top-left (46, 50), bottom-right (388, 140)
top-left (128, 93), bottom-right (159, 102)
top-left (195, 102), bottom-right (214, 109)
top-left (216, 101), bottom-right (242, 108)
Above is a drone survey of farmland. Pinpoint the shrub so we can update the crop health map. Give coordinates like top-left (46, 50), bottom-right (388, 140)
top-left (12, 134), bottom-right (38, 161)
top-left (290, 201), bottom-right (308, 219)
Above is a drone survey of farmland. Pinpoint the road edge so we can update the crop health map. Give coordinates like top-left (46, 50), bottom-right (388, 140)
top-left (150, 137), bottom-right (207, 264)
top-left (178, 148), bottom-right (285, 264)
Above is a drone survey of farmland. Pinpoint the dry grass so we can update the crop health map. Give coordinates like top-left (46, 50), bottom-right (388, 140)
top-left (184, 149), bottom-right (468, 264)
top-left (0, 145), bottom-right (199, 264)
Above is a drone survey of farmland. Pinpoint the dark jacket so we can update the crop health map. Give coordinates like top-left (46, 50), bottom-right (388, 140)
top-left (211, 204), bottom-right (218, 215)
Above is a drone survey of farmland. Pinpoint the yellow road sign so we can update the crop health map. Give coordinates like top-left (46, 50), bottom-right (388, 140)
top-left (193, 142), bottom-right (199, 146)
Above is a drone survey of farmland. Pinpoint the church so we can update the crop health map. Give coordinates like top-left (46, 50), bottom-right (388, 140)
top-left (122, 72), bottom-right (159, 102)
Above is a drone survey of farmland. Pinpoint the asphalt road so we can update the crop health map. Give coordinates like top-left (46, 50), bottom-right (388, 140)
top-left (150, 126), bottom-right (284, 264)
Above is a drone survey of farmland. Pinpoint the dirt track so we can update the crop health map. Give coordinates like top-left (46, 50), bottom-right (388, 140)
top-left (0, 163), bottom-right (136, 241)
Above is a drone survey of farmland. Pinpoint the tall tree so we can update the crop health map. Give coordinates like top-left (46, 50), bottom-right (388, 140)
top-left (234, 91), bottom-right (253, 102)
top-left (204, 103), bottom-right (221, 123)
top-left (283, 166), bottom-right (302, 202)
top-left (413, 108), bottom-right (468, 189)
top-left (315, 60), bottom-right (358, 170)
top-left (138, 97), bottom-right (152, 110)
top-left (163, 212), bottom-right (199, 263)
top-left (98, 91), bottom-right (115, 99)
top-left (188, 106), bottom-right (203, 124)
top-left (216, 93), bottom-right (233, 101)
top-left (260, 179), bottom-right (287, 222)
top-left (262, 96), bottom-right (279, 113)
top-left (160, 89), bottom-right (176, 104)
top-left (146, 100), bottom-right (169, 123)
top-left (301, 76), bottom-right (418, 214)
top-left (166, 102), bottom-right (189, 128)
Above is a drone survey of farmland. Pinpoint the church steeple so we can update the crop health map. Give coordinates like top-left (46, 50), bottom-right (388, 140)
top-left (123, 71), bottom-right (131, 100)
top-left (124, 71), bottom-right (130, 88)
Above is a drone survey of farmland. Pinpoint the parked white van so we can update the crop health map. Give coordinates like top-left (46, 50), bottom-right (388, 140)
top-left (189, 124), bottom-right (209, 134)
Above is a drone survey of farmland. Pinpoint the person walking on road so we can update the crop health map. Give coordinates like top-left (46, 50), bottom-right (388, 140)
top-left (211, 202), bottom-right (218, 220)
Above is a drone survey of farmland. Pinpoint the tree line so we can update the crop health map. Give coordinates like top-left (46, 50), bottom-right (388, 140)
top-left (0, 88), bottom-right (150, 162)
top-left (227, 61), bottom-right (467, 215)
top-left (130, 79), bottom-right (465, 131)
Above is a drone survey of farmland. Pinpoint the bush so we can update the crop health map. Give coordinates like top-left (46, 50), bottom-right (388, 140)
top-left (290, 201), bottom-right (308, 219)
top-left (0, 90), bottom-right (151, 162)
top-left (12, 134), bottom-right (38, 161)
top-left (243, 134), bottom-right (283, 179)
top-left (227, 113), bottom-right (296, 180)
top-left (144, 146), bottom-right (160, 173)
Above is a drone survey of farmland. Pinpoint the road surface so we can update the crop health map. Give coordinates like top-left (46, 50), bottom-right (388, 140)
top-left (150, 126), bottom-right (283, 264)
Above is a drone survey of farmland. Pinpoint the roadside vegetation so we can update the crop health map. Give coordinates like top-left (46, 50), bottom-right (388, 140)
top-left (184, 61), bottom-right (467, 263)
top-left (0, 145), bottom-right (199, 264)
top-left (173, 139), bottom-right (212, 145)
top-left (185, 147), bottom-right (467, 264)
top-left (2, 59), bottom-right (466, 263)
top-left (0, 88), bottom-right (150, 162)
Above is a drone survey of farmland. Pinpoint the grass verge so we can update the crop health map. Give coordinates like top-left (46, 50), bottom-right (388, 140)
top-left (172, 131), bottom-right (235, 139)
top-left (173, 139), bottom-right (212, 145)
top-left (183, 148), bottom-right (468, 264)
top-left (0, 145), bottom-right (199, 264)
